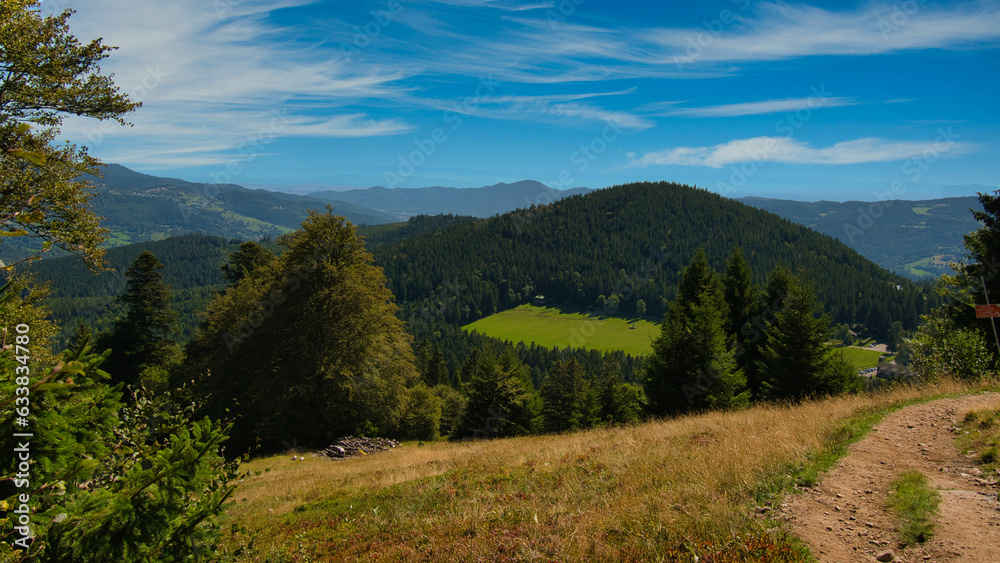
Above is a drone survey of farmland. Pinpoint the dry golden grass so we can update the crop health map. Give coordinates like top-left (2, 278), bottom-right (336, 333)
top-left (219, 378), bottom-right (979, 562)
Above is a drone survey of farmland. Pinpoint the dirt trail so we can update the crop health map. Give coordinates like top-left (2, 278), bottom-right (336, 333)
top-left (781, 393), bottom-right (1000, 563)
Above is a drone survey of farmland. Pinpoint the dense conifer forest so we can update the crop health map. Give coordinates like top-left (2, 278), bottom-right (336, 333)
top-left (374, 182), bottom-right (936, 341)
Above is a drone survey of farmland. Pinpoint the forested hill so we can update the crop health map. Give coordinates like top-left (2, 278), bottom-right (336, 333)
top-left (16, 233), bottom-right (246, 343)
top-left (740, 195), bottom-right (981, 279)
top-left (373, 181), bottom-right (936, 339)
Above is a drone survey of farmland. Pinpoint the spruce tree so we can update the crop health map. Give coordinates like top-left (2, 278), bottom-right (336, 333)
top-left (540, 359), bottom-right (591, 433)
top-left (757, 274), bottom-right (860, 401)
top-left (424, 344), bottom-right (450, 387)
top-left (886, 321), bottom-right (905, 353)
top-left (1, 283), bottom-right (235, 562)
top-left (723, 246), bottom-right (757, 338)
top-left (594, 361), bottom-right (646, 425)
top-left (723, 246), bottom-right (762, 391)
top-left (644, 249), bottom-right (748, 415)
top-left (101, 251), bottom-right (180, 387)
top-left (452, 349), bottom-right (539, 439)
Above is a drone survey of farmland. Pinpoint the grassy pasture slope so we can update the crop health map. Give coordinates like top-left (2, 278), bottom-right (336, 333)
top-left (218, 379), bottom-right (980, 562)
top-left (462, 303), bottom-right (660, 356)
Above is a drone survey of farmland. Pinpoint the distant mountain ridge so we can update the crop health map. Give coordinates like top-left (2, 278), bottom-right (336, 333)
top-left (0, 164), bottom-right (980, 284)
top-left (310, 181), bottom-right (592, 219)
top-left (739, 195), bottom-right (982, 279)
top-left (370, 181), bottom-right (936, 340)
top-left (88, 163), bottom-right (398, 232)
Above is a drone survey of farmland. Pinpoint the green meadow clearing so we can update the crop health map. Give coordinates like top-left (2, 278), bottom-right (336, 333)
top-left (839, 346), bottom-right (886, 370)
top-left (462, 303), bottom-right (660, 355)
top-left (463, 304), bottom-right (889, 369)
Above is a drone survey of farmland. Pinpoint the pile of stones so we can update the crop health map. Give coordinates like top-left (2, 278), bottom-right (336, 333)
top-left (316, 436), bottom-right (400, 459)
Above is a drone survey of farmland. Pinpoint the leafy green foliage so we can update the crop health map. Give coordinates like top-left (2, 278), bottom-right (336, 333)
top-left (1, 289), bottom-right (237, 561)
top-left (181, 209), bottom-right (419, 454)
top-left (402, 384), bottom-right (442, 441)
top-left (886, 321), bottom-right (906, 353)
top-left (220, 241), bottom-right (276, 287)
top-left (593, 362), bottom-right (647, 425)
top-left (907, 314), bottom-right (993, 381)
top-left (916, 190), bottom-right (1000, 373)
top-left (433, 384), bottom-right (467, 438)
top-left (1, 1), bottom-right (139, 270)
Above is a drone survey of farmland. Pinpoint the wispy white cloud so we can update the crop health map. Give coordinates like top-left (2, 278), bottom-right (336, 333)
top-left (421, 0), bottom-right (554, 11)
top-left (408, 1), bottom-right (1000, 83)
top-left (649, 1), bottom-right (1000, 66)
top-left (411, 89), bottom-right (651, 130)
top-left (649, 96), bottom-right (859, 118)
top-left (49, 0), bottom-right (1000, 172)
top-left (56, 0), bottom-right (414, 168)
top-left (628, 135), bottom-right (978, 168)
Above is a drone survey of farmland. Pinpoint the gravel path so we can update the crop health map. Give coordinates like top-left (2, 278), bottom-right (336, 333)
top-left (781, 393), bottom-right (1000, 563)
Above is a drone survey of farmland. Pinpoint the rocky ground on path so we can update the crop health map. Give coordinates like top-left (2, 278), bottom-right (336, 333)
top-left (781, 393), bottom-right (1000, 563)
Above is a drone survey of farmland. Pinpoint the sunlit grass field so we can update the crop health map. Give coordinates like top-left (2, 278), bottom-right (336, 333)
top-left (217, 379), bottom-right (986, 562)
top-left (838, 346), bottom-right (885, 370)
top-left (462, 303), bottom-right (660, 356)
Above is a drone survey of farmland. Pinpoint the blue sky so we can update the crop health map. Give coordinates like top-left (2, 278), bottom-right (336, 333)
top-left (52, 0), bottom-right (999, 200)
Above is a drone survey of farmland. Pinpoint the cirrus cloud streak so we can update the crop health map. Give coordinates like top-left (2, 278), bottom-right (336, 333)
top-left (628, 135), bottom-right (978, 168)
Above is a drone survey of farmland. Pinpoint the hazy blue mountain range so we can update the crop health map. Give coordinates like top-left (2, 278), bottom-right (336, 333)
top-left (739, 196), bottom-right (982, 279)
top-left (309, 181), bottom-right (593, 219)
top-left (0, 164), bottom-right (399, 266)
top-left (0, 164), bottom-right (984, 283)
top-left (85, 164), bottom-right (399, 241)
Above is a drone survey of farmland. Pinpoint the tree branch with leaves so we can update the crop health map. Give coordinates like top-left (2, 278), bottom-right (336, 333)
top-left (1, 1), bottom-right (140, 271)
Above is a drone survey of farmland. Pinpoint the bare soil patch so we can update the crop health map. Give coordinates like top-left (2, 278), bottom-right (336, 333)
top-left (781, 393), bottom-right (1000, 562)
